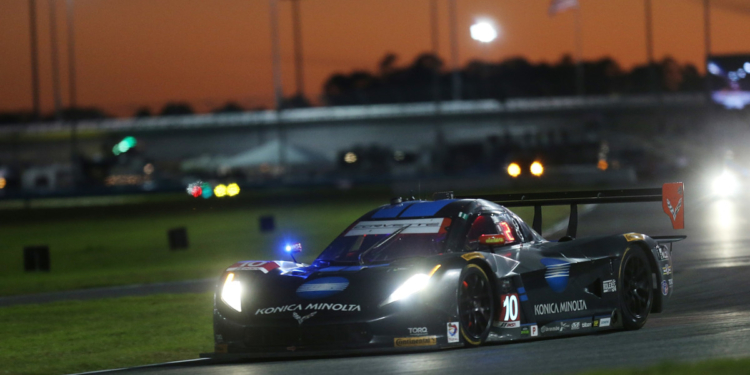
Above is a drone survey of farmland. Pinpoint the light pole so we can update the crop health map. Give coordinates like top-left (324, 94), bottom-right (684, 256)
top-left (48, 0), bottom-right (63, 120)
top-left (28, 0), bottom-right (41, 120)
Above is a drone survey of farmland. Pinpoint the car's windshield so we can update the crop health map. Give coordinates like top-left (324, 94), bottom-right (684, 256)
top-left (316, 218), bottom-right (452, 264)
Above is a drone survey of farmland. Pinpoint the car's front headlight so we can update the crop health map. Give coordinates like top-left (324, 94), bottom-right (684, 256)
top-left (221, 273), bottom-right (243, 312)
top-left (381, 265), bottom-right (440, 306)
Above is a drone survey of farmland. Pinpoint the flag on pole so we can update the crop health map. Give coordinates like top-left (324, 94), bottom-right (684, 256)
top-left (549, 0), bottom-right (578, 16)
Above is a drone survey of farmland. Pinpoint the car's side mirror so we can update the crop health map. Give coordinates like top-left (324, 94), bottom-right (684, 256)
top-left (478, 234), bottom-right (506, 246)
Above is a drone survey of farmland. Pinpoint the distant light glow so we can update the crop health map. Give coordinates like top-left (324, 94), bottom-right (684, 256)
top-left (227, 183), bottom-right (240, 197)
top-left (708, 62), bottom-right (721, 75)
top-left (143, 163), bottom-right (154, 175)
top-left (344, 152), bottom-right (357, 164)
top-left (738, 69), bottom-right (747, 79)
top-left (530, 161), bottom-right (544, 177)
top-left (201, 182), bottom-right (212, 199)
top-left (729, 71), bottom-right (738, 81)
top-left (745, 62), bottom-right (750, 74)
top-left (713, 171), bottom-right (739, 197)
top-left (285, 245), bottom-right (292, 252)
top-left (470, 21), bottom-right (498, 43)
top-left (186, 181), bottom-right (203, 198)
top-left (507, 162), bottom-right (521, 177)
top-left (214, 184), bottom-right (227, 197)
top-left (598, 159), bottom-right (608, 171)
top-left (0, 177), bottom-right (5, 189)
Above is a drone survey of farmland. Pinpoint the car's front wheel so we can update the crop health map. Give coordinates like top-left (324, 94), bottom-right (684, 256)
top-left (458, 263), bottom-right (494, 346)
top-left (618, 247), bottom-right (654, 330)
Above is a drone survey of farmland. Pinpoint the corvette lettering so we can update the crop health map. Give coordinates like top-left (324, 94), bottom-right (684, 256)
top-left (534, 300), bottom-right (588, 316)
top-left (255, 303), bottom-right (361, 315)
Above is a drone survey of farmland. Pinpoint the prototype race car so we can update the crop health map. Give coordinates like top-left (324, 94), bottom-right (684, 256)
top-left (206, 183), bottom-right (685, 357)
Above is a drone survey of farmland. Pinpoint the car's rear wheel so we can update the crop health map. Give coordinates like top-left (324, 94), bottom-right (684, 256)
top-left (619, 247), bottom-right (653, 330)
top-left (458, 264), bottom-right (494, 346)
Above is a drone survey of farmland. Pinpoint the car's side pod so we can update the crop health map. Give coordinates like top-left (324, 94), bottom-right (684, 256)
top-left (458, 182), bottom-right (686, 238)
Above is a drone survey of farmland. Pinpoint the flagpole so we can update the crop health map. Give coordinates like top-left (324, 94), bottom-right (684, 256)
top-left (645, 0), bottom-right (657, 94)
top-left (448, 0), bottom-right (461, 101)
top-left (704, 0), bottom-right (711, 98)
top-left (574, 4), bottom-right (584, 96)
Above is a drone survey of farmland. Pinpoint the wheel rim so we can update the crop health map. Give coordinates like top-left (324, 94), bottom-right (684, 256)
top-left (458, 270), bottom-right (492, 340)
top-left (622, 254), bottom-right (652, 319)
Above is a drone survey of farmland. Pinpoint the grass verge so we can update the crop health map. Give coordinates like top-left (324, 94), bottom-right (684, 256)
top-left (0, 292), bottom-right (213, 375)
top-left (0, 193), bottom-right (570, 296)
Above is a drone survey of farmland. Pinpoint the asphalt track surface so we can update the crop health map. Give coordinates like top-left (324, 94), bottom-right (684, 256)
top-left (104, 182), bottom-right (750, 375)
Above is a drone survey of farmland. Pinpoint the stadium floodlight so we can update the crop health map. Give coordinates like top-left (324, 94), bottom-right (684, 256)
top-left (470, 21), bottom-right (497, 43)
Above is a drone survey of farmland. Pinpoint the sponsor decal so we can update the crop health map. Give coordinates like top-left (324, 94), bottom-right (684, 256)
top-left (594, 320), bottom-right (599, 327)
top-left (623, 233), bottom-right (645, 242)
top-left (668, 279), bottom-right (674, 287)
top-left (461, 252), bottom-right (485, 261)
top-left (255, 303), bottom-right (361, 315)
top-left (226, 261), bottom-right (280, 273)
top-left (581, 321), bottom-right (592, 328)
top-left (215, 344), bottom-right (228, 353)
top-left (541, 321), bottom-right (570, 333)
top-left (599, 317), bottom-right (611, 327)
top-left (662, 265), bottom-right (672, 276)
top-left (657, 245), bottom-right (670, 261)
top-left (447, 322), bottom-right (459, 343)
top-left (346, 219), bottom-right (447, 236)
top-left (494, 321), bottom-right (520, 328)
top-left (458, 212), bottom-right (469, 220)
top-left (408, 327), bottom-right (428, 336)
top-left (534, 300), bottom-right (587, 316)
top-left (662, 280), bottom-right (669, 296)
top-left (531, 325), bottom-right (538, 336)
top-left (662, 182), bottom-right (685, 230)
top-left (571, 322), bottom-right (580, 330)
top-left (296, 277), bottom-right (349, 299)
top-left (520, 326), bottom-right (530, 336)
top-left (292, 311), bottom-right (317, 325)
top-left (394, 336), bottom-right (438, 347)
top-left (603, 279), bottom-right (617, 293)
top-left (541, 258), bottom-right (571, 293)
top-left (501, 294), bottom-right (519, 322)
top-left (215, 334), bottom-right (224, 343)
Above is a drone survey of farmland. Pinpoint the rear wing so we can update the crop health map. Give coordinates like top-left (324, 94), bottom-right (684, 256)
top-left (457, 182), bottom-right (685, 237)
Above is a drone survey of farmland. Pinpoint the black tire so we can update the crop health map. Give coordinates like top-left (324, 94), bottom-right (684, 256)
top-left (458, 264), bottom-right (494, 346)
top-left (618, 247), bottom-right (654, 330)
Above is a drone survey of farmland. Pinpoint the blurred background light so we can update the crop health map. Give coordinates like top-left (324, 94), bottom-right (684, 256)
top-left (507, 163), bottom-right (521, 177)
top-left (226, 183), bottom-right (240, 197)
top-left (470, 21), bottom-right (498, 43)
top-left (214, 184), bottom-right (227, 197)
top-left (530, 161), bottom-right (544, 177)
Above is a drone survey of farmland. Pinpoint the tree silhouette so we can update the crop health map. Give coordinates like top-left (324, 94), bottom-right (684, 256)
top-left (159, 102), bottom-right (194, 116)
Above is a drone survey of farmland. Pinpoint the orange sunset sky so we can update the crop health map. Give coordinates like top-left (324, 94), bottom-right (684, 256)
top-left (1, 0), bottom-right (750, 116)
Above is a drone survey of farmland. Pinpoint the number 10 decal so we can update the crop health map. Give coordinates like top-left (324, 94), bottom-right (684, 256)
top-left (502, 294), bottom-right (519, 321)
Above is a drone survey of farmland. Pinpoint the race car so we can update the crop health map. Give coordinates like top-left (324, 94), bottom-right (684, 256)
top-left (206, 183), bottom-right (685, 357)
